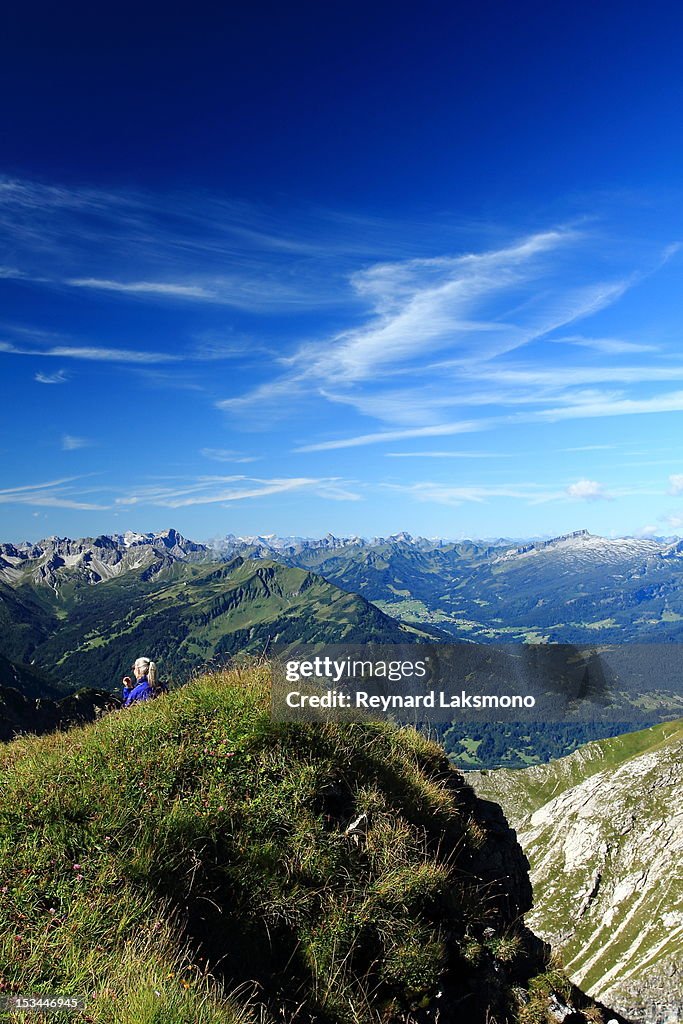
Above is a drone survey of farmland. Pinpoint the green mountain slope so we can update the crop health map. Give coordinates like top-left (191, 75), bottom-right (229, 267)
top-left (471, 721), bottom-right (683, 1023)
top-left (0, 665), bottom-right (620, 1024)
top-left (1, 557), bottom-right (423, 694)
top-left (0, 652), bottom-right (62, 700)
top-left (0, 579), bottom-right (57, 665)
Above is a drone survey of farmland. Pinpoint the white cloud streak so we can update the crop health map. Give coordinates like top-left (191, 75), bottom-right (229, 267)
top-left (295, 419), bottom-right (491, 452)
top-left (382, 481), bottom-right (555, 507)
top-left (35, 369), bottom-right (68, 384)
top-left (0, 476), bottom-right (83, 496)
top-left (0, 494), bottom-right (110, 510)
top-left (386, 450), bottom-right (517, 459)
top-left (538, 390), bottom-right (683, 421)
top-left (200, 448), bottom-right (260, 464)
top-left (0, 476), bottom-right (108, 510)
top-left (297, 385), bottom-right (683, 452)
top-left (385, 478), bottom-right (650, 508)
top-left (0, 177), bottom-right (382, 312)
top-left (219, 227), bottom-right (648, 449)
top-left (67, 278), bottom-right (215, 299)
top-left (1, 339), bottom-right (180, 364)
top-left (62, 435), bottom-right (93, 450)
top-left (554, 334), bottom-right (659, 354)
top-left (561, 444), bottom-right (617, 452)
top-left (115, 475), bottom-right (359, 508)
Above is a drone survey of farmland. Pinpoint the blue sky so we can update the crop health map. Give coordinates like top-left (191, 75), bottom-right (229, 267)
top-left (2, 1), bottom-right (683, 542)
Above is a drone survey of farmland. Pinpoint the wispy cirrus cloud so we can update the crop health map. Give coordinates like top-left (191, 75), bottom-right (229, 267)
top-left (218, 226), bottom-right (651, 445)
top-left (0, 476), bottom-right (82, 495)
top-left (382, 481), bottom-right (550, 506)
top-left (538, 389), bottom-right (683, 422)
top-left (115, 475), bottom-right (361, 508)
top-left (386, 450), bottom-right (517, 459)
top-left (217, 378), bottom-right (306, 415)
top-left (200, 448), bottom-right (261, 464)
top-left (384, 477), bottom-right (649, 508)
top-left (0, 176), bottom-right (397, 313)
top-left (1, 338), bottom-right (180, 364)
top-left (0, 476), bottom-right (109, 510)
top-left (296, 381), bottom-right (683, 452)
top-left (296, 419), bottom-right (491, 452)
top-left (453, 364), bottom-right (683, 389)
top-left (325, 231), bottom-right (619, 375)
top-left (35, 369), bottom-right (68, 384)
top-left (62, 434), bottom-right (93, 451)
top-left (313, 482), bottom-right (363, 501)
top-left (5, 324), bottom-right (262, 375)
top-left (67, 278), bottom-right (215, 299)
top-left (561, 443), bottom-right (618, 452)
top-left (299, 230), bottom-right (581, 381)
top-left (553, 334), bottom-right (659, 355)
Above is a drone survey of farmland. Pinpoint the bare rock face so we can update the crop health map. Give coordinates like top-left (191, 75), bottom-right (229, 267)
top-left (471, 722), bottom-right (683, 1024)
top-left (0, 530), bottom-right (209, 590)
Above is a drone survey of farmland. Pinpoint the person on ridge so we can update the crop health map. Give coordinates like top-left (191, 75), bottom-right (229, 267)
top-left (124, 657), bottom-right (160, 706)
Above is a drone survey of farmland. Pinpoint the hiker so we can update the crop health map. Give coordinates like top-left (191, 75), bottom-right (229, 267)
top-left (123, 657), bottom-right (163, 706)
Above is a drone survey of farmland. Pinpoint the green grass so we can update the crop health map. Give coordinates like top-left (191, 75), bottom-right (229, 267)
top-left (0, 664), bottom-right (607, 1024)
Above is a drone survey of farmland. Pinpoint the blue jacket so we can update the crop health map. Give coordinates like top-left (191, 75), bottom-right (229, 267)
top-left (124, 678), bottom-right (154, 706)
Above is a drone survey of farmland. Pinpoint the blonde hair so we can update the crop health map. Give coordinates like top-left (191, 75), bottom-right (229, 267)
top-left (134, 657), bottom-right (157, 688)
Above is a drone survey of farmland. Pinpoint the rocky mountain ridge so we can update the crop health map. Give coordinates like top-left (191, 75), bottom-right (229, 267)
top-left (472, 721), bottom-right (683, 1024)
top-left (5, 526), bottom-right (682, 590)
top-left (6, 526), bottom-right (683, 649)
top-left (0, 528), bottom-right (207, 590)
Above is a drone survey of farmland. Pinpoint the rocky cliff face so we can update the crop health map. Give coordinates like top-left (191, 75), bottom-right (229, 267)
top-left (0, 529), bottom-right (208, 589)
top-left (471, 722), bottom-right (683, 1024)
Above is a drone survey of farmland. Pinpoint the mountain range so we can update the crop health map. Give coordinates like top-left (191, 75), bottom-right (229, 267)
top-left (0, 529), bottom-right (427, 700)
top-left (2, 526), bottom-right (683, 749)
top-left (8, 526), bottom-right (683, 649)
top-left (213, 528), bottom-right (683, 644)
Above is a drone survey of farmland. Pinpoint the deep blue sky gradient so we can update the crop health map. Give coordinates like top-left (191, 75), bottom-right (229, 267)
top-left (2, 1), bottom-right (683, 541)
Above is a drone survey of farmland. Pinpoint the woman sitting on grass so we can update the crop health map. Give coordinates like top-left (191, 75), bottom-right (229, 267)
top-left (123, 657), bottom-right (166, 706)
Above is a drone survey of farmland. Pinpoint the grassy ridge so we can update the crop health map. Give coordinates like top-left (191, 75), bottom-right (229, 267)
top-left (0, 666), bottom-right (612, 1023)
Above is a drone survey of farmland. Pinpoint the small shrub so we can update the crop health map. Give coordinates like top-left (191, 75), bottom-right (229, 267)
top-left (382, 932), bottom-right (445, 999)
top-left (461, 938), bottom-right (484, 966)
top-left (485, 932), bottom-right (522, 964)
